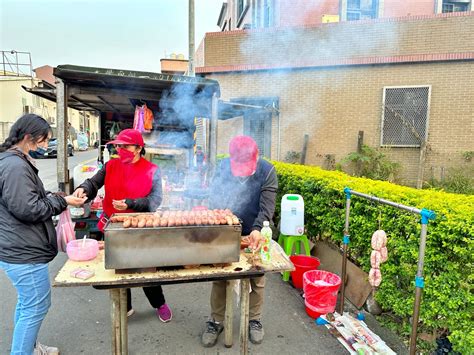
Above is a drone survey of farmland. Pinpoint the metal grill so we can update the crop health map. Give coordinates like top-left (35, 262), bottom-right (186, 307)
top-left (381, 86), bottom-right (431, 147)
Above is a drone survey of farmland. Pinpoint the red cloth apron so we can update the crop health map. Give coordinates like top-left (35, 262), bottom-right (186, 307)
top-left (98, 157), bottom-right (157, 231)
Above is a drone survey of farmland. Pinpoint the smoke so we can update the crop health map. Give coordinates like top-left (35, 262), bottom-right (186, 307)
top-left (211, 2), bottom-right (401, 164)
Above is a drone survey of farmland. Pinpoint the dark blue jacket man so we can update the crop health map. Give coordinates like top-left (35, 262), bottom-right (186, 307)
top-left (202, 135), bottom-right (278, 347)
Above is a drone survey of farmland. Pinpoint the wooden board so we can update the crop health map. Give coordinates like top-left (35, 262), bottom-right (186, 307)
top-left (54, 240), bottom-right (294, 288)
top-left (313, 241), bottom-right (372, 309)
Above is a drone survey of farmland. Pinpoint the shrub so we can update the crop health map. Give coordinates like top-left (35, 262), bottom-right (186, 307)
top-left (273, 161), bottom-right (474, 353)
top-left (339, 144), bottom-right (401, 182)
top-left (426, 166), bottom-right (474, 195)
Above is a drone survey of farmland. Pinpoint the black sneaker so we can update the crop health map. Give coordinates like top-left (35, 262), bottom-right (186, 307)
top-left (201, 320), bottom-right (224, 347)
top-left (249, 320), bottom-right (264, 344)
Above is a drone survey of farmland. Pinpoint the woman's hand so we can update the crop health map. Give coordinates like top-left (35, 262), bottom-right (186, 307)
top-left (112, 199), bottom-right (128, 211)
top-left (73, 188), bottom-right (87, 199)
top-left (249, 230), bottom-right (265, 251)
top-left (64, 195), bottom-right (87, 207)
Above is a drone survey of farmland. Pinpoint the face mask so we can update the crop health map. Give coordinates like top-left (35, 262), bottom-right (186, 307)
top-left (29, 147), bottom-right (46, 158)
top-left (118, 148), bottom-right (136, 164)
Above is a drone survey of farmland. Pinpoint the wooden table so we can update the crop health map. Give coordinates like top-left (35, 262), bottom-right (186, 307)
top-left (54, 240), bottom-right (294, 355)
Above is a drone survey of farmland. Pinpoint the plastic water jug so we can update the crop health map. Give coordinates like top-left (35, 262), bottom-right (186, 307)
top-left (280, 194), bottom-right (304, 236)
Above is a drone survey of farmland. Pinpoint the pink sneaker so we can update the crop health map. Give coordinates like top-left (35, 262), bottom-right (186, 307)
top-left (157, 303), bottom-right (172, 322)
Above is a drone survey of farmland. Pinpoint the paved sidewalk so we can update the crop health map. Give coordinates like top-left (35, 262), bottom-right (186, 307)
top-left (0, 253), bottom-right (406, 354)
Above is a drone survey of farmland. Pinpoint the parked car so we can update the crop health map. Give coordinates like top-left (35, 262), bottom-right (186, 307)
top-left (43, 138), bottom-right (74, 158)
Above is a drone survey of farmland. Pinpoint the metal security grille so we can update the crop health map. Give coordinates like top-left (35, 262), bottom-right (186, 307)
top-left (381, 86), bottom-right (431, 147)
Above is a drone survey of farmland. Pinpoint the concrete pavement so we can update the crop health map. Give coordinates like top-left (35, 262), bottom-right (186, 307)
top-left (1, 253), bottom-right (348, 355)
top-left (0, 150), bottom-right (407, 354)
top-left (0, 253), bottom-right (407, 354)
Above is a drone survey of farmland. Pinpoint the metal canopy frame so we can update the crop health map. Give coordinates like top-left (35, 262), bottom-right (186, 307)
top-left (340, 188), bottom-right (435, 355)
top-left (23, 64), bottom-right (270, 192)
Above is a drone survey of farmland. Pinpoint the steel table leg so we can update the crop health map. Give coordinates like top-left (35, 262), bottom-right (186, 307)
top-left (224, 280), bottom-right (234, 348)
top-left (239, 279), bottom-right (250, 355)
top-left (110, 289), bottom-right (121, 355)
top-left (119, 288), bottom-right (128, 355)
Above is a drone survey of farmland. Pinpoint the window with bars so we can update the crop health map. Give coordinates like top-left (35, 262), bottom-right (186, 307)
top-left (347, 0), bottom-right (378, 21)
top-left (442, 1), bottom-right (470, 13)
top-left (381, 86), bottom-right (431, 147)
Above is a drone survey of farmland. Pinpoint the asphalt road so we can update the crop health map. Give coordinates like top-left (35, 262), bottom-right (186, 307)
top-left (36, 149), bottom-right (99, 191)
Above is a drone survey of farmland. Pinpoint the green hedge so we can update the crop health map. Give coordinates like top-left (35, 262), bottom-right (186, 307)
top-left (272, 161), bottom-right (474, 353)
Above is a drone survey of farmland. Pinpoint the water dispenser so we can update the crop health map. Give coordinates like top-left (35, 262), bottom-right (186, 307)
top-left (280, 194), bottom-right (304, 236)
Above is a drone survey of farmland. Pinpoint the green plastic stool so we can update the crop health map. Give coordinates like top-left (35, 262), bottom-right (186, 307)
top-left (278, 234), bottom-right (311, 282)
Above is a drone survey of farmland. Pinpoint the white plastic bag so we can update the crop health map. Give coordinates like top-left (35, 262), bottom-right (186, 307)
top-left (56, 209), bottom-right (76, 252)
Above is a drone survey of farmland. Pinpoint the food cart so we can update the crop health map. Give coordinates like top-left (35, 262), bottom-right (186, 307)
top-left (25, 65), bottom-right (291, 354)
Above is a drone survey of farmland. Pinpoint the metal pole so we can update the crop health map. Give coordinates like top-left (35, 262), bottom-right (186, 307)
top-left (350, 190), bottom-right (422, 215)
top-left (188, 0), bottom-right (195, 77)
top-left (56, 78), bottom-right (69, 192)
top-left (209, 93), bottom-right (218, 168)
top-left (346, 188), bottom-right (435, 354)
top-left (409, 210), bottom-right (434, 355)
top-left (339, 187), bottom-right (351, 314)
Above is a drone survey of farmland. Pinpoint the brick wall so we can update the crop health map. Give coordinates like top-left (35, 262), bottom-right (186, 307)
top-left (201, 12), bottom-right (474, 69)
top-left (207, 60), bottom-right (474, 186)
top-left (383, 0), bottom-right (436, 18)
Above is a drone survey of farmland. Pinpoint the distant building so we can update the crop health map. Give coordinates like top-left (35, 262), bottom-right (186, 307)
top-left (160, 53), bottom-right (188, 75)
top-left (217, 0), bottom-right (473, 30)
top-left (196, 11), bottom-right (474, 187)
top-left (0, 53), bottom-right (99, 146)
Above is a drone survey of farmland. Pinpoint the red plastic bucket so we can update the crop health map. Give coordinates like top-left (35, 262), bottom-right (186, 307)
top-left (305, 303), bottom-right (322, 319)
top-left (303, 270), bottom-right (341, 317)
top-left (289, 255), bottom-right (320, 289)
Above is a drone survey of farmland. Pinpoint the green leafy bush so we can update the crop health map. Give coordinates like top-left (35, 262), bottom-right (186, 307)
top-left (339, 144), bottom-right (401, 182)
top-left (426, 166), bottom-right (474, 195)
top-left (273, 161), bottom-right (474, 353)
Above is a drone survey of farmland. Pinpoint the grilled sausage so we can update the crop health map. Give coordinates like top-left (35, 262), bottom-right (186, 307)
top-left (123, 218), bottom-right (131, 228)
top-left (131, 217), bottom-right (138, 228)
top-left (138, 218), bottom-right (146, 228)
top-left (153, 216), bottom-right (160, 227)
top-left (145, 218), bottom-right (154, 228)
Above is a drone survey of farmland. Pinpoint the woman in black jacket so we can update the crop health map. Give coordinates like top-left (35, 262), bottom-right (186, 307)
top-left (0, 114), bottom-right (86, 355)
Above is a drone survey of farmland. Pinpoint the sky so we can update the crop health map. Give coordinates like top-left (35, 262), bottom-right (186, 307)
top-left (0, 0), bottom-right (224, 73)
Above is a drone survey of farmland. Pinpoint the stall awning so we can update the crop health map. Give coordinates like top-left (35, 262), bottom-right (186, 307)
top-left (23, 64), bottom-right (273, 120)
top-left (23, 65), bottom-right (221, 116)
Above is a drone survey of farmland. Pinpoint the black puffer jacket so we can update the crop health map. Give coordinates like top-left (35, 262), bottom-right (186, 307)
top-left (0, 150), bottom-right (67, 264)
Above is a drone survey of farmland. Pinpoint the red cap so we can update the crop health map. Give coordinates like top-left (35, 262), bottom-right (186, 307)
top-left (107, 129), bottom-right (144, 147)
top-left (229, 135), bottom-right (258, 177)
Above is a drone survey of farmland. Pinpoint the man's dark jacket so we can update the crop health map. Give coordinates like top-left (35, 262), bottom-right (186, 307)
top-left (0, 150), bottom-right (67, 264)
top-left (209, 158), bottom-right (278, 236)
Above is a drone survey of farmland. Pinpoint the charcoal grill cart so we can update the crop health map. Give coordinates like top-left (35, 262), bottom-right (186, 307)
top-left (53, 240), bottom-right (293, 355)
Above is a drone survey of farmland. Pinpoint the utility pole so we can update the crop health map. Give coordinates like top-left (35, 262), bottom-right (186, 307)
top-left (188, 0), bottom-right (195, 77)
